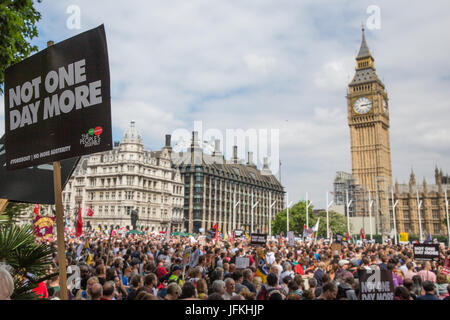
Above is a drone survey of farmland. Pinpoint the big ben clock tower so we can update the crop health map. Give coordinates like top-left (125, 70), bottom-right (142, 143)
top-left (347, 26), bottom-right (393, 235)
top-left (347, 26), bottom-right (393, 191)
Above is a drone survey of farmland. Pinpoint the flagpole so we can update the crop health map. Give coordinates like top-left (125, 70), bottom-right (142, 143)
top-left (326, 191), bottom-right (333, 240)
top-left (445, 189), bottom-right (449, 248)
top-left (416, 190), bottom-right (423, 242)
top-left (391, 188), bottom-right (399, 245)
top-left (306, 192), bottom-right (309, 229)
top-left (270, 199), bottom-right (276, 236)
top-left (346, 189), bottom-right (352, 238)
top-left (368, 192), bottom-right (374, 241)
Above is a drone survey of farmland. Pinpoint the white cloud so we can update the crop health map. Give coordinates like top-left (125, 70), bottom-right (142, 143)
top-left (314, 61), bottom-right (350, 91)
top-left (244, 54), bottom-right (276, 75)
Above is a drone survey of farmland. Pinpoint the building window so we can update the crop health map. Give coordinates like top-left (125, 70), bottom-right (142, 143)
top-left (433, 223), bottom-right (441, 234)
top-left (431, 199), bottom-right (438, 206)
top-left (403, 210), bottom-right (410, 220)
top-left (432, 210), bottom-right (440, 220)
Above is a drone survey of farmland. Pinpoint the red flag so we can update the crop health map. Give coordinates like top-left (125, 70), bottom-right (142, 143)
top-left (360, 228), bottom-right (365, 240)
top-left (85, 207), bottom-right (94, 217)
top-left (212, 223), bottom-right (218, 240)
top-left (33, 204), bottom-right (40, 215)
top-left (76, 205), bottom-right (83, 238)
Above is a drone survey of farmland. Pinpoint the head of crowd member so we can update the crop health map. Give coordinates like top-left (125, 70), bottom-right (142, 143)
top-left (223, 262), bottom-right (230, 273)
top-left (196, 279), bottom-right (208, 299)
top-left (135, 291), bottom-right (158, 300)
top-left (179, 282), bottom-right (197, 300)
top-left (268, 290), bottom-right (284, 300)
top-left (166, 283), bottom-right (182, 300)
top-left (102, 281), bottom-right (115, 300)
top-left (192, 266), bottom-right (203, 280)
top-left (225, 278), bottom-right (236, 296)
top-left (130, 274), bottom-right (143, 289)
top-left (211, 280), bottom-right (226, 296)
top-left (308, 277), bottom-right (318, 291)
top-left (252, 277), bottom-right (262, 292)
top-left (232, 270), bottom-right (243, 285)
top-left (90, 283), bottom-right (103, 300)
top-left (240, 287), bottom-right (255, 300)
top-left (319, 282), bottom-right (337, 300)
top-left (86, 276), bottom-right (100, 298)
top-left (243, 268), bottom-right (253, 282)
top-left (338, 259), bottom-right (350, 270)
top-left (422, 280), bottom-right (437, 296)
top-left (105, 268), bottom-right (117, 282)
top-left (0, 267), bottom-right (14, 300)
top-left (394, 286), bottom-right (411, 300)
top-left (144, 273), bottom-right (157, 289)
top-left (207, 292), bottom-right (224, 300)
top-left (266, 272), bottom-right (278, 288)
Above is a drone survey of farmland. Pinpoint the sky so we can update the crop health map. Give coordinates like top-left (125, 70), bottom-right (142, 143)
top-left (1, 0), bottom-right (450, 208)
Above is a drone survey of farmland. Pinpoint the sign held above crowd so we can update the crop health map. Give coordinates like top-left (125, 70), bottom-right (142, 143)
top-left (4, 24), bottom-right (112, 170)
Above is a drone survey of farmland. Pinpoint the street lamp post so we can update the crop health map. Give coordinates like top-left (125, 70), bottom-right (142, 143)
top-left (306, 192), bottom-right (312, 229)
top-left (346, 189), bottom-right (352, 237)
top-left (251, 200), bottom-right (259, 233)
top-left (269, 198), bottom-right (277, 236)
top-left (368, 192), bottom-right (374, 240)
top-left (391, 188), bottom-right (399, 245)
top-left (445, 190), bottom-right (449, 247)
top-left (326, 191), bottom-right (333, 240)
top-left (417, 190), bottom-right (423, 242)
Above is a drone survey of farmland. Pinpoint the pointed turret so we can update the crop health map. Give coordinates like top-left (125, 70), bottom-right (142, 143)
top-left (357, 25), bottom-right (373, 60)
top-left (409, 169), bottom-right (416, 193)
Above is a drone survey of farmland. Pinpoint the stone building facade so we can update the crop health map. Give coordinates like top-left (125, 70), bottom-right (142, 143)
top-left (390, 169), bottom-right (449, 237)
top-left (172, 132), bottom-right (285, 234)
top-left (62, 121), bottom-right (184, 232)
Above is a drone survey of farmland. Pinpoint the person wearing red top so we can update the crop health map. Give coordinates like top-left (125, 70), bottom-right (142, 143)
top-left (33, 281), bottom-right (48, 299)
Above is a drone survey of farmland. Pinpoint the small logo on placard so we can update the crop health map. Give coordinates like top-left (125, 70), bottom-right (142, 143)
top-left (80, 127), bottom-right (102, 148)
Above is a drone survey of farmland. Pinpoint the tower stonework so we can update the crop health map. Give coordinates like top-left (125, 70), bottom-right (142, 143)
top-left (347, 27), bottom-right (393, 236)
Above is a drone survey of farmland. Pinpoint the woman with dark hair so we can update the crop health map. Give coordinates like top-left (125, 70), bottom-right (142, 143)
top-left (411, 275), bottom-right (424, 297)
top-left (394, 286), bottom-right (412, 300)
top-left (179, 282), bottom-right (199, 300)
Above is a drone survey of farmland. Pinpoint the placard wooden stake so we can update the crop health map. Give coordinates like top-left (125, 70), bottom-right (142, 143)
top-left (53, 161), bottom-right (68, 300)
top-left (0, 199), bottom-right (8, 213)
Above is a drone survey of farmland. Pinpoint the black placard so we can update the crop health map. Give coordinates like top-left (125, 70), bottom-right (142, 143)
top-left (4, 25), bottom-right (111, 170)
top-left (250, 233), bottom-right (267, 246)
top-left (413, 244), bottom-right (440, 261)
top-left (234, 229), bottom-right (244, 238)
top-left (0, 135), bottom-right (79, 204)
top-left (358, 269), bottom-right (394, 300)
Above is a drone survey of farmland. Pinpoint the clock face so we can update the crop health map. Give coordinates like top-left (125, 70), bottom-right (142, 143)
top-left (353, 97), bottom-right (372, 114)
top-left (383, 98), bottom-right (388, 114)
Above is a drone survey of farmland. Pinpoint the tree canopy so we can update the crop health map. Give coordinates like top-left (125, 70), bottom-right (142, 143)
top-left (0, 0), bottom-right (42, 94)
top-left (271, 200), bottom-right (348, 237)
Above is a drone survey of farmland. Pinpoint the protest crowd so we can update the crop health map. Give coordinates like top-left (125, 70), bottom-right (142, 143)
top-left (3, 229), bottom-right (450, 301)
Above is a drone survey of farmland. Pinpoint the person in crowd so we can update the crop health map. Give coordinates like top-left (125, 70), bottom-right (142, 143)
top-left (417, 280), bottom-right (439, 300)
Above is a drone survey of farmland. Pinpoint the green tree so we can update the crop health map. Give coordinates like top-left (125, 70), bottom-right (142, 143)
top-left (0, 202), bottom-right (33, 225)
top-left (1, 203), bottom-right (56, 299)
top-left (271, 200), bottom-right (347, 237)
top-left (0, 0), bottom-right (42, 93)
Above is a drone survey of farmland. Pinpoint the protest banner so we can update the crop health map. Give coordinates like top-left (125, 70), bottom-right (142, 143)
top-left (413, 244), bottom-right (440, 261)
top-left (331, 243), bottom-right (342, 255)
top-left (399, 232), bottom-right (409, 243)
top-left (441, 257), bottom-right (450, 275)
top-left (287, 231), bottom-right (295, 246)
top-left (236, 256), bottom-right (250, 269)
top-left (4, 25), bottom-right (112, 170)
top-left (234, 229), bottom-right (244, 239)
top-left (33, 215), bottom-right (56, 239)
top-left (0, 134), bottom-right (79, 204)
top-left (250, 233), bottom-right (267, 246)
top-left (358, 269), bottom-right (394, 300)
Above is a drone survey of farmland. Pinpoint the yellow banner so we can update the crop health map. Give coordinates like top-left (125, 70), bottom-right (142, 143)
top-left (399, 232), bottom-right (408, 242)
